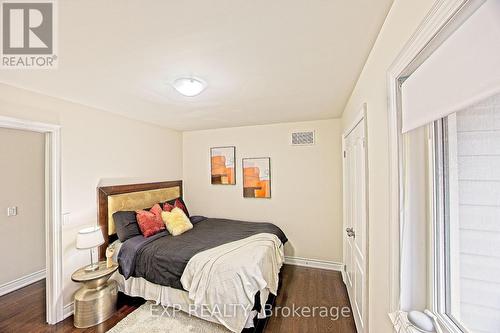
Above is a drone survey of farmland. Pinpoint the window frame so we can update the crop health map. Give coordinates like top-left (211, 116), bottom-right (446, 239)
top-left (428, 118), bottom-right (469, 333)
top-left (386, 0), bottom-right (485, 319)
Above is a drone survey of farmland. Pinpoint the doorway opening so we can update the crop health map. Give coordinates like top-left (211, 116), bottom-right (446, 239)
top-left (0, 116), bottom-right (62, 324)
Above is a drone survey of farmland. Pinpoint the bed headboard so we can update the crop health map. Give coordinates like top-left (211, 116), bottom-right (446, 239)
top-left (97, 180), bottom-right (182, 259)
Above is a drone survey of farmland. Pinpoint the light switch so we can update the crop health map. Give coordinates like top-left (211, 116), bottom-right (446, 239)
top-left (63, 212), bottom-right (70, 225)
top-left (7, 206), bottom-right (17, 217)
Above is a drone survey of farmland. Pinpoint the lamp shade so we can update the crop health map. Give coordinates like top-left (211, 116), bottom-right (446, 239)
top-left (76, 226), bottom-right (104, 249)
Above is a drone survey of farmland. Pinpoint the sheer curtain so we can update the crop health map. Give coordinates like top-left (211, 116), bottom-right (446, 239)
top-left (390, 127), bottom-right (430, 333)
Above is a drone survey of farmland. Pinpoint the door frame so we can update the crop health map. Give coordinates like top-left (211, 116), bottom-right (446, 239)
top-left (0, 116), bottom-right (63, 324)
top-left (342, 103), bottom-right (369, 332)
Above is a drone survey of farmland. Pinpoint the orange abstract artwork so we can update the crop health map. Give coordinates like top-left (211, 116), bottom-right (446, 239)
top-left (210, 147), bottom-right (236, 185)
top-left (242, 158), bottom-right (271, 198)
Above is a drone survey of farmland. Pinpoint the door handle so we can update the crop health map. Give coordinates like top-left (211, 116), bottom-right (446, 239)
top-left (346, 227), bottom-right (356, 238)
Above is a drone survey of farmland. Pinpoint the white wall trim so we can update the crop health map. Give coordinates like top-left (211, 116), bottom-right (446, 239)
top-left (63, 302), bottom-right (74, 320)
top-left (0, 115), bottom-right (60, 132)
top-left (285, 256), bottom-right (344, 271)
top-left (0, 269), bottom-right (46, 297)
top-left (0, 116), bottom-right (63, 325)
top-left (343, 102), bottom-right (367, 138)
top-left (386, 0), bottom-right (484, 315)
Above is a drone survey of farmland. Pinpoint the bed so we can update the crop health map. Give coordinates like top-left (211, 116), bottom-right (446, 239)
top-left (97, 180), bottom-right (287, 332)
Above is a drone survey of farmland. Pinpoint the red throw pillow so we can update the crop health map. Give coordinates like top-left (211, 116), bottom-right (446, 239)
top-left (163, 198), bottom-right (189, 217)
top-left (136, 204), bottom-right (165, 237)
top-left (163, 202), bottom-right (175, 212)
top-left (174, 198), bottom-right (189, 217)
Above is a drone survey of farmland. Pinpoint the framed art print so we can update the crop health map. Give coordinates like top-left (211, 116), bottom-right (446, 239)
top-left (242, 157), bottom-right (271, 198)
top-left (210, 146), bottom-right (236, 185)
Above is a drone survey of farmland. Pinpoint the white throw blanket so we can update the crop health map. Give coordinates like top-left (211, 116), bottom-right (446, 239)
top-left (180, 233), bottom-right (284, 332)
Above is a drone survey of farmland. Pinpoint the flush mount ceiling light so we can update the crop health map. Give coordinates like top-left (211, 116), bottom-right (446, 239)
top-left (172, 77), bottom-right (207, 97)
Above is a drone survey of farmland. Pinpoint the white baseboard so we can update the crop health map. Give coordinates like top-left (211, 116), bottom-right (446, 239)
top-left (63, 302), bottom-right (74, 320)
top-left (284, 256), bottom-right (344, 271)
top-left (0, 269), bottom-right (46, 296)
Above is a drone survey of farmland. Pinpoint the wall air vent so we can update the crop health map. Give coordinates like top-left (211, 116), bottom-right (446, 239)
top-left (291, 131), bottom-right (315, 146)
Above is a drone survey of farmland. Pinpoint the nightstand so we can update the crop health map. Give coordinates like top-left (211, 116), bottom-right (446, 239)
top-left (71, 261), bottom-right (119, 328)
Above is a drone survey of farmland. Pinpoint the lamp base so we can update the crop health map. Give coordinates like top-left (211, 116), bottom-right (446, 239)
top-left (84, 264), bottom-right (100, 272)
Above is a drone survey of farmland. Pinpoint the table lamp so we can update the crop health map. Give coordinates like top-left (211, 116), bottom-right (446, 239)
top-left (76, 226), bottom-right (104, 272)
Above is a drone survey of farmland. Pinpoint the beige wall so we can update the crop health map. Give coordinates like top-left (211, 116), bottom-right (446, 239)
top-left (0, 128), bottom-right (45, 285)
top-left (0, 83), bottom-right (183, 306)
top-left (340, 0), bottom-right (435, 332)
top-left (183, 119), bottom-right (343, 262)
top-left (0, 1), bottom-right (442, 323)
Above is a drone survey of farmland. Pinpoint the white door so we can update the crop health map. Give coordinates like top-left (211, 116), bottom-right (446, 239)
top-left (343, 116), bottom-right (368, 333)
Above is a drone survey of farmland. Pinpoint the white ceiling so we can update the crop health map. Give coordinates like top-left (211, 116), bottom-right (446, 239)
top-left (0, 0), bottom-right (393, 131)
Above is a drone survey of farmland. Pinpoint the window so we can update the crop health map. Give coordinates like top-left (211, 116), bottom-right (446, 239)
top-left (431, 93), bottom-right (500, 333)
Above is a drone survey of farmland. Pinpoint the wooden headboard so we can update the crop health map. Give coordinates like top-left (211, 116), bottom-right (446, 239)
top-left (97, 180), bottom-right (183, 259)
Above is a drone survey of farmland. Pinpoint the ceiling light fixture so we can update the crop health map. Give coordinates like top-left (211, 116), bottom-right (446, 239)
top-left (172, 77), bottom-right (207, 97)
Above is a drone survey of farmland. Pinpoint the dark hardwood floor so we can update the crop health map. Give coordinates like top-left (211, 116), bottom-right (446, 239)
top-left (0, 265), bottom-right (356, 333)
top-left (267, 265), bottom-right (357, 333)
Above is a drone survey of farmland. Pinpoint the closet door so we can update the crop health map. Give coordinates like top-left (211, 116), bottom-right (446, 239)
top-left (343, 116), bottom-right (368, 333)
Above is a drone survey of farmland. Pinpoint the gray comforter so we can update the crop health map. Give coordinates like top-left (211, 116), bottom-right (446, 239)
top-left (118, 216), bottom-right (287, 290)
